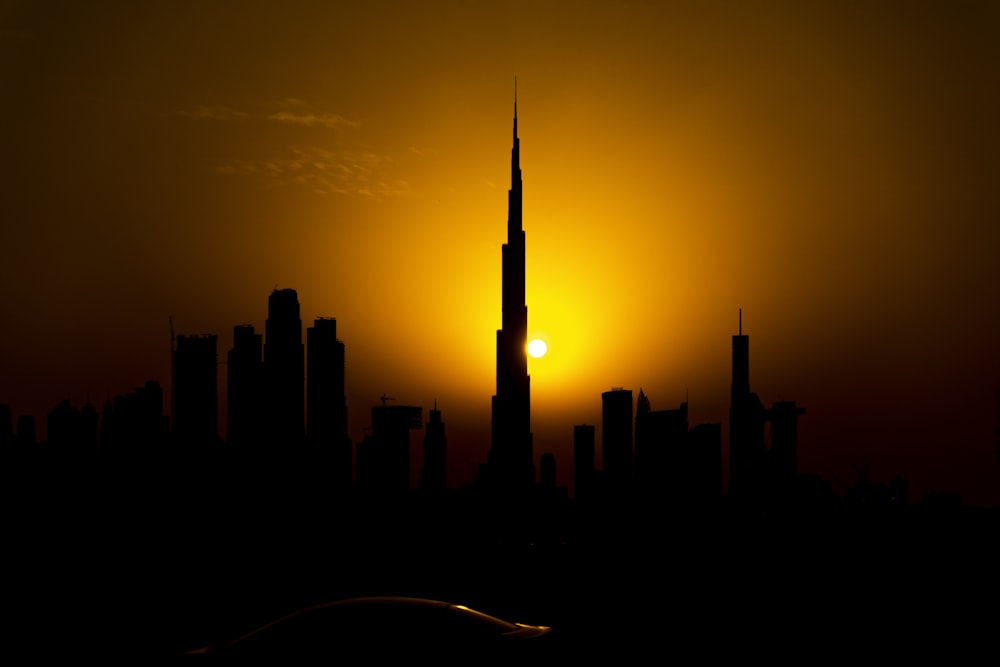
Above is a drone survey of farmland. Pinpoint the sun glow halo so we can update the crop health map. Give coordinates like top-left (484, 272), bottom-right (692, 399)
top-left (527, 338), bottom-right (547, 358)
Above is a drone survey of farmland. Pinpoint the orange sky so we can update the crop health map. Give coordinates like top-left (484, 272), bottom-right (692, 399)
top-left (3, 1), bottom-right (999, 504)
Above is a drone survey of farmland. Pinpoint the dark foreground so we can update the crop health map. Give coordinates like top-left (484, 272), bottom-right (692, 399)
top-left (6, 461), bottom-right (999, 661)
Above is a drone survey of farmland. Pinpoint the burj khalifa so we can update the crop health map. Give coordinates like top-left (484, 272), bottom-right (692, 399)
top-left (488, 86), bottom-right (535, 492)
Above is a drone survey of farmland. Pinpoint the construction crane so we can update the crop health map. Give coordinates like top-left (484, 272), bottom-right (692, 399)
top-left (380, 394), bottom-right (395, 408)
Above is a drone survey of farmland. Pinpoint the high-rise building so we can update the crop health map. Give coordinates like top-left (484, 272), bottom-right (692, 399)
top-left (421, 400), bottom-right (447, 493)
top-left (728, 311), bottom-right (766, 501)
top-left (173, 334), bottom-right (218, 444)
top-left (634, 390), bottom-right (688, 497)
top-left (602, 388), bottom-right (633, 495)
top-left (573, 424), bottom-right (596, 501)
top-left (265, 288), bottom-right (304, 446)
top-left (15, 415), bottom-right (35, 447)
top-left (487, 86), bottom-right (534, 492)
top-left (307, 317), bottom-right (351, 484)
top-left (768, 400), bottom-right (805, 484)
top-left (0, 404), bottom-right (13, 447)
top-left (688, 422), bottom-right (723, 507)
top-left (360, 402), bottom-right (422, 493)
top-left (227, 324), bottom-right (263, 447)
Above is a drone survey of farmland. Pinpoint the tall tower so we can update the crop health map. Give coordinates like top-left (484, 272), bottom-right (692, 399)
top-left (728, 310), bottom-right (766, 501)
top-left (227, 324), bottom-right (263, 447)
top-left (488, 84), bottom-right (534, 491)
top-left (602, 387), bottom-right (634, 497)
top-left (307, 317), bottom-right (351, 485)
top-left (173, 333), bottom-right (218, 445)
top-left (265, 288), bottom-right (304, 447)
top-left (421, 400), bottom-right (447, 493)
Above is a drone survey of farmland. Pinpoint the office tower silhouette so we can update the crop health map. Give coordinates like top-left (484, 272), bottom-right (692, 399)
top-left (15, 415), bottom-right (35, 446)
top-left (539, 452), bottom-right (556, 490)
top-left (173, 334), bottom-right (219, 444)
top-left (359, 402), bottom-right (422, 493)
top-left (47, 399), bottom-right (81, 449)
top-left (573, 424), bottom-right (596, 501)
top-left (728, 311), bottom-right (767, 501)
top-left (487, 85), bottom-right (534, 492)
top-left (307, 317), bottom-right (351, 485)
top-left (634, 390), bottom-right (688, 498)
top-left (0, 404), bottom-right (13, 447)
top-left (265, 288), bottom-right (304, 447)
top-left (602, 388), bottom-right (634, 496)
top-left (227, 324), bottom-right (263, 447)
top-left (688, 422), bottom-right (723, 505)
top-left (45, 399), bottom-right (97, 453)
top-left (421, 400), bottom-right (447, 493)
top-left (768, 400), bottom-right (805, 486)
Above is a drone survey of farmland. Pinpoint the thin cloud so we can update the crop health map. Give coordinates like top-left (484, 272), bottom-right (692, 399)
top-left (176, 105), bottom-right (249, 121)
top-left (217, 146), bottom-right (409, 198)
top-left (177, 101), bottom-right (358, 130)
top-left (267, 111), bottom-right (360, 129)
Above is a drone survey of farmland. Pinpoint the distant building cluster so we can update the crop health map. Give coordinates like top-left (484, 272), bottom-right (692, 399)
top-left (0, 287), bottom-right (448, 495)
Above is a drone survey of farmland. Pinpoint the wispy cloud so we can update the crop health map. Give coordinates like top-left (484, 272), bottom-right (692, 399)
top-left (267, 111), bottom-right (360, 129)
top-left (178, 101), bottom-right (358, 129)
top-left (181, 100), bottom-right (412, 197)
top-left (217, 146), bottom-right (410, 198)
top-left (176, 105), bottom-right (249, 121)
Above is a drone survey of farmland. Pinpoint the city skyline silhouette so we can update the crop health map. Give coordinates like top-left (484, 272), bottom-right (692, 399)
top-left (5, 4), bottom-right (999, 507)
top-left (5, 3), bottom-right (1000, 659)
top-left (1, 84), bottom-right (994, 512)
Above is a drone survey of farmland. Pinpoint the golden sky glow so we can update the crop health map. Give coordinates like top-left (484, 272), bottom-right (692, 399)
top-left (3, 1), bottom-right (999, 503)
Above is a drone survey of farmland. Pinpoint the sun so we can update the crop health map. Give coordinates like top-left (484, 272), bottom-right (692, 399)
top-left (527, 338), bottom-right (547, 358)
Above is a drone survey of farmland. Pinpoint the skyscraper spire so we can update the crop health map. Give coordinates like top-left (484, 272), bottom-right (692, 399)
top-left (488, 83), bottom-right (534, 493)
top-left (514, 76), bottom-right (518, 136)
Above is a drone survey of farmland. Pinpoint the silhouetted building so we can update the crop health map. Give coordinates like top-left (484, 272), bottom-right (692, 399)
top-left (768, 400), bottom-right (805, 485)
top-left (602, 388), bottom-right (633, 496)
top-left (307, 317), bottom-right (351, 484)
top-left (173, 334), bottom-right (218, 445)
top-left (573, 424), bottom-right (596, 501)
top-left (634, 389), bottom-right (688, 497)
top-left (80, 402), bottom-right (99, 452)
top-left (728, 311), bottom-right (766, 501)
top-left (45, 399), bottom-right (98, 454)
top-left (540, 452), bottom-right (556, 490)
top-left (47, 399), bottom-right (79, 451)
top-left (100, 381), bottom-right (167, 454)
top-left (420, 400), bottom-right (447, 493)
top-left (265, 288), bottom-right (304, 447)
top-left (487, 89), bottom-right (535, 493)
top-left (358, 402), bottom-right (422, 493)
top-left (688, 422), bottom-right (723, 506)
top-left (15, 415), bottom-right (35, 447)
top-left (633, 389), bottom-right (652, 477)
top-left (227, 324), bottom-right (263, 447)
top-left (888, 474), bottom-right (909, 508)
top-left (0, 404), bottom-right (12, 447)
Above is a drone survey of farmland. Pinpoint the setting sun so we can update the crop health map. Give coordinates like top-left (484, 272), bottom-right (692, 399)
top-left (527, 338), bottom-right (547, 358)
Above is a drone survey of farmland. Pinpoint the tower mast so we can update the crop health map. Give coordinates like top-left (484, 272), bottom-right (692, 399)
top-left (489, 81), bottom-right (534, 492)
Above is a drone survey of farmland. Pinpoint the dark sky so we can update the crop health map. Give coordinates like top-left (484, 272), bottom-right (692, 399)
top-left (3, 1), bottom-right (999, 504)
